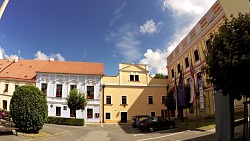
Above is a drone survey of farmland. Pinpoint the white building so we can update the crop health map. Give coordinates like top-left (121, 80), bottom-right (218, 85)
top-left (36, 61), bottom-right (104, 123)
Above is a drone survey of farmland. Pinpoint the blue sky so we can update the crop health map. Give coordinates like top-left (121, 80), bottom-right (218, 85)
top-left (0, 0), bottom-right (215, 76)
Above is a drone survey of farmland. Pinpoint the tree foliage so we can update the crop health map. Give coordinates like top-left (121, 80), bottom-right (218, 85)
top-left (165, 87), bottom-right (176, 110)
top-left (204, 13), bottom-right (250, 99)
top-left (66, 88), bottom-right (87, 118)
top-left (154, 73), bottom-right (166, 79)
top-left (10, 85), bottom-right (48, 133)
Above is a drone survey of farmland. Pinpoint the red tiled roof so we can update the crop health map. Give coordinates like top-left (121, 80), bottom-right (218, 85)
top-left (0, 59), bottom-right (50, 81)
top-left (37, 61), bottom-right (104, 75)
top-left (0, 59), bottom-right (104, 81)
top-left (0, 60), bottom-right (14, 72)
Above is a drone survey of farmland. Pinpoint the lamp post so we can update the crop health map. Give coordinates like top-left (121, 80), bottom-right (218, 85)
top-left (0, 0), bottom-right (9, 20)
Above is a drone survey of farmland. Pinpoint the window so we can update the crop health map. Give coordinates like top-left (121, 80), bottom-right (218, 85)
top-left (151, 112), bottom-right (155, 116)
top-left (161, 96), bottom-right (166, 104)
top-left (130, 74), bottom-right (139, 81)
top-left (41, 83), bottom-right (47, 95)
top-left (105, 113), bottom-right (111, 119)
top-left (205, 39), bottom-right (211, 50)
top-left (87, 86), bottom-right (94, 99)
top-left (56, 84), bottom-right (62, 97)
top-left (177, 64), bottom-right (181, 73)
top-left (106, 96), bottom-right (111, 104)
top-left (63, 106), bottom-right (67, 110)
top-left (194, 50), bottom-right (200, 61)
top-left (70, 85), bottom-right (77, 90)
top-left (4, 84), bottom-right (8, 92)
top-left (171, 69), bottom-right (174, 78)
top-left (15, 85), bottom-right (19, 90)
top-left (87, 109), bottom-right (93, 118)
top-left (56, 107), bottom-right (61, 116)
top-left (135, 75), bottom-right (139, 81)
top-left (3, 100), bottom-right (7, 110)
top-left (70, 109), bottom-right (76, 117)
top-left (185, 57), bottom-right (189, 68)
top-left (122, 96), bottom-right (127, 104)
top-left (148, 96), bottom-right (153, 104)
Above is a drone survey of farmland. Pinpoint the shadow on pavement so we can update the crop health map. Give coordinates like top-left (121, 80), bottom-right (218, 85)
top-left (0, 130), bottom-right (15, 136)
top-left (118, 123), bottom-right (187, 134)
top-left (183, 133), bottom-right (215, 141)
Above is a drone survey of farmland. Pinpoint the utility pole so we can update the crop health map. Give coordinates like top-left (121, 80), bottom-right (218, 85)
top-left (0, 0), bottom-right (9, 20)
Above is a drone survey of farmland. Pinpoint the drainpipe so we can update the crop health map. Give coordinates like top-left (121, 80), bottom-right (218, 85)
top-left (102, 84), bottom-right (105, 123)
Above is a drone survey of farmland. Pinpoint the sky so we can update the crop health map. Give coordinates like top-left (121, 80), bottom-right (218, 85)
top-left (0, 0), bottom-right (216, 76)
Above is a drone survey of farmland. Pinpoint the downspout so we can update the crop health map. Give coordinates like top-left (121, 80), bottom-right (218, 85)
top-left (102, 84), bottom-right (105, 123)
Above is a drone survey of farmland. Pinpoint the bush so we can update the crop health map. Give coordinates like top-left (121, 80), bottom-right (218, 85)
top-left (46, 117), bottom-right (84, 126)
top-left (10, 85), bottom-right (48, 133)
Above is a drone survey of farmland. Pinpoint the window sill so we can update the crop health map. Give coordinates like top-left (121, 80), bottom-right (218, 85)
top-left (105, 104), bottom-right (113, 106)
top-left (120, 104), bottom-right (128, 106)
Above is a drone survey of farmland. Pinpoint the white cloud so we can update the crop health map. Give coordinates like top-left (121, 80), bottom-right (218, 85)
top-left (140, 49), bottom-right (168, 76)
top-left (140, 0), bottom-right (216, 75)
top-left (34, 51), bottom-right (65, 61)
top-left (0, 47), bottom-right (17, 59)
top-left (163, 0), bottom-right (214, 16)
top-left (107, 24), bottom-right (142, 62)
top-left (34, 51), bottom-right (49, 60)
top-left (53, 53), bottom-right (65, 61)
top-left (140, 20), bottom-right (163, 34)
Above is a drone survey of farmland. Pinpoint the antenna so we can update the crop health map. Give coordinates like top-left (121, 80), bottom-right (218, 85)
top-left (83, 50), bottom-right (86, 62)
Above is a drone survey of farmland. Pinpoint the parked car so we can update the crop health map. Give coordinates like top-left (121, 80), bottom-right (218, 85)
top-left (138, 116), bottom-right (175, 132)
top-left (131, 115), bottom-right (150, 128)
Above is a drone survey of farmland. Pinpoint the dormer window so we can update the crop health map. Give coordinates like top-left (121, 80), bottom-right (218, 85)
top-left (130, 74), bottom-right (139, 81)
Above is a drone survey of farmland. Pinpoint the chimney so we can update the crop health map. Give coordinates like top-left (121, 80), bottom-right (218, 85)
top-left (14, 56), bottom-right (19, 62)
top-left (49, 57), bottom-right (55, 62)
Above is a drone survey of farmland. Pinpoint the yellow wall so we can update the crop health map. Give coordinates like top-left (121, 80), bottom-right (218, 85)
top-left (101, 63), bottom-right (168, 123)
top-left (166, 0), bottom-right (246, 119)
top-left (0, 80), bottom-right (33, 111)
top-left (219, 0), bottom-right (250, 18)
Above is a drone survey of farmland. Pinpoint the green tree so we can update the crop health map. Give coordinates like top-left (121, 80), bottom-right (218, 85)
top-left (10, 85), bottom-right (48, 133)
top-left (66, 88), bottom-right (87, 118)
top-left (204, 13), bottom-right (250, 99)
top-left (154, 73), bottom-right (167, 79)
top-left (165, 87), bottom-right (176, 111)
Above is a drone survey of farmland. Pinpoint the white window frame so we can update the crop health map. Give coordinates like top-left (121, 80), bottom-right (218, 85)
top-left (148, 95), bottom-right (154, 104)
top-left (106, 95), bottom-right (112, 104)
top-left (105, 112), bottom-right (111, 120)
top-left (86, 85), bottom-right (95, 99)
top-left (150, 111), bottom-right (156, 116)
top-left (121, 95), bottom-right (127, 105)
top-left (161, 95), bottom-right (166, 104)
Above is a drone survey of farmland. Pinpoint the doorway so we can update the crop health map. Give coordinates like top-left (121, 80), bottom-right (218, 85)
top-left (121, 112), bottom-right (127, 123)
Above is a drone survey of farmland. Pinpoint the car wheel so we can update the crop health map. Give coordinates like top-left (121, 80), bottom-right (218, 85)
top-left (149, 127), bottom-right (154, 132)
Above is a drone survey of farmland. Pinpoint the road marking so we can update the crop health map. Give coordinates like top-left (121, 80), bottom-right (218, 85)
top-left (137, 131), bottom-right (188, 141)
top-left (84, 124), bottom-right (86, 127)
top-left (101, 124), bottom-right (104, 127)
top-left (134, 134), bottom-right (146, 136)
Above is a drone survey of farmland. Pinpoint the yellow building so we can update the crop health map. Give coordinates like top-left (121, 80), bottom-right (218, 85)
top-left (0, 58), bottom-right (50, 111)
top-left (166, 0), bottom-right (249, 118)
top-left (101, 63), bottom-right (168, 123)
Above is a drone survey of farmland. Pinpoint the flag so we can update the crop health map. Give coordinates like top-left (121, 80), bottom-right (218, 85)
top-left (178, 70), bottom-right (186, 107)
top-left (189, 61), bottom-right (196, 103)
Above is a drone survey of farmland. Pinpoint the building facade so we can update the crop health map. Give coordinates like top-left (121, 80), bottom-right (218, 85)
top-left (0, 58), bottom-right (49, 111)
top-left (101, 63), bottom-right (168, 123)
top-left (36, 61), bottom-right (103, 122)
top-left (166, 0), bottom-right (249, 118)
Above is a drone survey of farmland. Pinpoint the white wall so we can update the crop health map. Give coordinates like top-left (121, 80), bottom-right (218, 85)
top-left (36, 73), bottom-right (101, 122)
